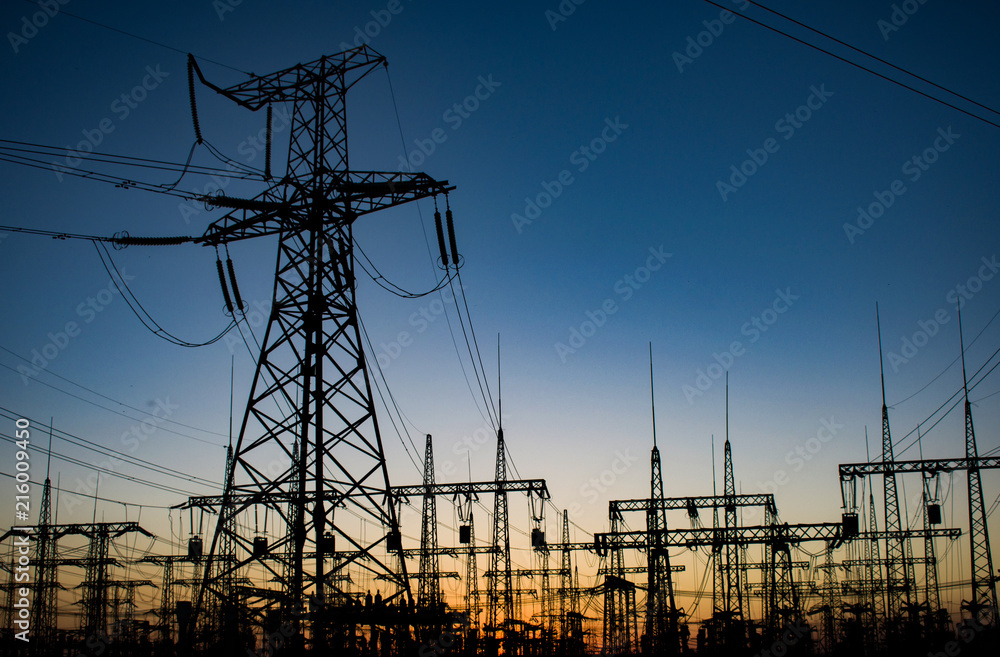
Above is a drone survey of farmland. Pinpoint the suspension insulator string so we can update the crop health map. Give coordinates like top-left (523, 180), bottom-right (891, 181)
top-left (113, 234), bottom-right (193, 247)
top-left (216, 253), bottom-right (235, 315)
top-left (225, 248), bottom-right (245, 313)
top-left (445, 194), bottom-right (459, 267)
top-left (187, 55), bottom-right (203, 145)
top-left (433, 196), bottom-right (449, 268)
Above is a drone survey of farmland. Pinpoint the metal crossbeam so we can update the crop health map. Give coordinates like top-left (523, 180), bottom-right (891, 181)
top-left (838, 457), bottom-right (1000, 479)
top-left (610, 493), bottom-right (776, 515)
top-left (392, 479), bottom-right (549, 502)
top-left (594, 524), bottom-right (961, 551)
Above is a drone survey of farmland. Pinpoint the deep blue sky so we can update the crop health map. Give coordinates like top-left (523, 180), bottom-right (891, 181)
top-left (2, 0), bottom-right (999, 617)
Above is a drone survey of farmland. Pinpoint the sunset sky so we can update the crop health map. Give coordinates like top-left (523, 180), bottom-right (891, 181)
top-left (1, 0), bottom-right (999, 625)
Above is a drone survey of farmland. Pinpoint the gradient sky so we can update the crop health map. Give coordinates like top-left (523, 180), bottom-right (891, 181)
top-left (2, 0), bottom-right (999, 623)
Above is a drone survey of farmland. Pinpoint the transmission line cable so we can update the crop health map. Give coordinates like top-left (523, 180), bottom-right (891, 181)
top-left (701, 0), bottom-right (1000, 130)
top-left (747, 0), bottom-right (1000, 117)
top-left (22, 0), bottom-right (250, 75)
top-left (0, 343), bottom-right (227, 439)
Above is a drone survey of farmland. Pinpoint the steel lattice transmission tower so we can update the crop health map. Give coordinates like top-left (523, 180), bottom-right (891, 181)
top-left (958, 306), bottom-right (998, 625)
top-left (31, 427), bottom-right (58, 653)
top-left (418, 434), bottom-right (442, 608)
top-left (919, 470), bottom-right (944, 629)
top-left (645, 351), bottom-right (678, 656)
top-left (560, 509), bottom-right (573, 646)
top-left (722, 379), bottom-right (742, 623)
top-left (877, 307), bottom-right (910, 632)
top-left (723, 434), bottom-right (740, 619)
top-left (463, 510), bottom-right (480, 640)
top-left (486, 429), bottom-right (514, 646)
top-left (646, 444), bottom-right (679, 654)
top-left (189, 47), bottom-right (455, 649)
top-left (867, 488), bottom-right (886, 643)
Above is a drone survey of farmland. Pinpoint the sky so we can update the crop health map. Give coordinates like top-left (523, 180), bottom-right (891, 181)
top-left (1, 0), bottom-right (999, 626)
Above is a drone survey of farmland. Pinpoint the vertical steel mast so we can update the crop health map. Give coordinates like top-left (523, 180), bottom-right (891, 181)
top-left (646, 346), bottom-right (678, 654)
top-left (877, 305), bottom-right (909, 634)
top-left (958, 305), bottom-right (998, 625)
top-left (723, 376), bottom-right (741, 622)
top-left (418, 435), bottom-right (441, 608)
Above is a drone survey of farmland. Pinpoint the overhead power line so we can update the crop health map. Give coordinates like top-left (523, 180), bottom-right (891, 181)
top-left (701, 0), bottom-right (1000, 130)
top-left (382, 67), bottom-right (501, 433)
top-left (0, 470), bottom-right (177, 510)
top-left (746, 1), bottom-right (1000, 119)
top-left (22, 0), bottom-right (250, 75)
top-left (0, 407), bottom-right (222, 490)
top-left (0, 343), bottom-right (228, 439)
top-left (891, 341), bottom-right (1000, 458)
top-left (0, 430), bottom-right (209, 499)
top-left (0, 139), bottom-right (265, 180)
